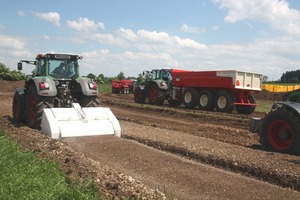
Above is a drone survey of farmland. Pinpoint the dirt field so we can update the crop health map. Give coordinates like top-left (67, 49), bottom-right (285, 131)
top-left (0, 80), bottom-right (300, 199)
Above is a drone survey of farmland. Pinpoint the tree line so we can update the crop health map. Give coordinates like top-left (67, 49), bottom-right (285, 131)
top-left (280, 70), bottom-right (300, 83)
top-left (0, 62), bottom-right (139, 83)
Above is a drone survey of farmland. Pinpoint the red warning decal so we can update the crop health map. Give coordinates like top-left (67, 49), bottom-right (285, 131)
top-left (236, 80), bottom-right (240, 86)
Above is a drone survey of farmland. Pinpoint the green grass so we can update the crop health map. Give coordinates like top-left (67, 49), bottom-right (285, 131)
top-left (98, 82), bottom-right (112, 93)
top-left (0, 128), bottom-right (99, 200)
top-left (255, 100), bottom-right (274, 113)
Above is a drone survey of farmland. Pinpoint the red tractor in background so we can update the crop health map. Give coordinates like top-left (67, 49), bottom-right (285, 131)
top-left (112, 79), bottom-right (135, 94)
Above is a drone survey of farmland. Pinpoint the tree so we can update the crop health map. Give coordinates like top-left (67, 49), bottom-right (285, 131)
top-left (136, 73), bottom-right (144, 84)
top-left (262, 75), bottom-right (268, 83)
top-left (94, 74), bottom-right (105, 83)
top-left (0, 63), bottom-right (25, 80)
top-left (86, 73), bottom-right (96, 80)
top-left (117, 72), bottom-right (125, 80)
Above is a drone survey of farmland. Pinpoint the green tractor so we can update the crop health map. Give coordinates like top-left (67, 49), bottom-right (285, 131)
top-left (250, 89), bottom-right (300, 155)
top-left (13, 53), bottom-right (100, 129)
top-left (134, 69), bottom-right (172, 105)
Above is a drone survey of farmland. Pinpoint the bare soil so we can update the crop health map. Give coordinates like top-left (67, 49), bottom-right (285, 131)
top-left (0, 80), bottom-right (299, 199)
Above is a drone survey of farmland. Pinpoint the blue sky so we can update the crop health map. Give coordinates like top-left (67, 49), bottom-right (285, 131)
top-left (1, 0), bottom-right (300, 81)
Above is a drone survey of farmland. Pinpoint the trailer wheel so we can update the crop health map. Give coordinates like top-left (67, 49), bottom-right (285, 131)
top-left (148, 84), bottom-right (165, 105)
top-left (214, 90), bottom-right (234, 113)
top-left (182, 88), bottom-right (198, 109)
top-left (12, 90), bottom-right (25, 122)
top-left (80, 96), bottom-right (100, 107)
top-left (134, 87), bottom-right (145, 103)
top-left (236, 94), bottom-right (256, 114)
top-left (25, 85), bottom-right (52, 129)
top-left (259, 106), bottom-right (300, 155)
top-left (198, 90), bottom-right (214, 111)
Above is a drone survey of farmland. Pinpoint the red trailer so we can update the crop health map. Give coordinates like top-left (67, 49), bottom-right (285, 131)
top-left (112, 80), bottom-right (134, 94)
top-left (134, 69), bottom-right (262, 114)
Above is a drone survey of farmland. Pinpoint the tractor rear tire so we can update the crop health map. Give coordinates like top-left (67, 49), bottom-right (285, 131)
top-left (182, 88), bottom-right (198, 109)
top-left (25, 85), bottom-right (53, 129)
top-left (12, 90), bottom-right (25, 122)
top-left (198, 90), bottom-right (214, 111)
top-left (214, 90), bottom-right (235, 113)
top-left (148, 84), bottom-right (165, 105)
top-left (134, 87), bottom-right (146, 103)
top-left (236, 94), bottom-right (256, 114)
top-left (259, 106), bottom-right (300, 155)
top-left (80, 96), bottom-right (100, 107)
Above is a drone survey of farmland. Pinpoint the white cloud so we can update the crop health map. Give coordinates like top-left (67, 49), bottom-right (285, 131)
top-left (33, 12), bottom-right (60, 27)
top-left (180, 24), bottom-right (204, 33)
top-left (0, 35), bottom-right (25, 50)
top-left (18, 10), bottom-right (25, 17)
top-left (67, 17), bottom-right (105, 32)
top-left (213, 0), bottom-right (300, 35)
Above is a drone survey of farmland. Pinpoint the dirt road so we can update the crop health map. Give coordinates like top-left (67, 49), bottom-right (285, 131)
top-left (0, 81), bottom-right (300, 199)
top-left (64, 136), bottom-right (299, 200)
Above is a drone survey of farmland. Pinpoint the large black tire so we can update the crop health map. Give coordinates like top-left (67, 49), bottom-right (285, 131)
top-left (236, 94), bottom-right (256, 114)
top-left (80, 96), bottom-right (100, 107)
top-left (148, 84), bottom-right (165, 105)
top-left (182, 88), bottom-right (198, 109)
top-left (198, 90), bottom-right (214, 111)
top-left (12, 90), bottom-right (25, 122)
top-left (25, 85), bottom-right (53, 129)
top-left (259, 106), bottom-right (300, 155)
top-left (214, 90), bottom-right (235, 113)
top-left (134, 87), bottom-right (146, 103)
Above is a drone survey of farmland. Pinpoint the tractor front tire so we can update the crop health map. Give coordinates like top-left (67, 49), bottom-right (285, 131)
top-left (134, 87), bottom-right (146, 103)
top-left (259, 106), bottom-right (300, 155)
top-left (25, 85), bottom-right (52, 129)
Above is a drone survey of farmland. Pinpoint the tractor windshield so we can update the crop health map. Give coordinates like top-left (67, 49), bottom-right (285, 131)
top-left (49, 59), bottom-right (79, 79)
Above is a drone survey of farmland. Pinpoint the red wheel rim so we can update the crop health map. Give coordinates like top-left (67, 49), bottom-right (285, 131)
top-left (150, 87), bottom-right (158, 102)
top-left (28, 94), bottom-right (36, 122)
top-left (267, 119), bottom-right (292, 150)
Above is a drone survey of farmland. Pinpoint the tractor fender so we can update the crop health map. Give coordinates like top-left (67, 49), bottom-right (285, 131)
top-left (276, 101), bottom-right (300, 114)
top-left (152, 80), bottom-right (168, 90)
top-left (30, 78), bottom-right (57, 96)
top-left (76, 78), bottom-right (99, 96)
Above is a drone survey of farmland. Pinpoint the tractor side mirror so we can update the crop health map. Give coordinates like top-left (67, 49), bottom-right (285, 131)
top-left (17, 62), bottom-right (23, 70)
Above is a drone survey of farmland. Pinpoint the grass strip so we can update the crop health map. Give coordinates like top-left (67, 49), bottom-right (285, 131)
top-left (0, 128), bottom-right (99, 200)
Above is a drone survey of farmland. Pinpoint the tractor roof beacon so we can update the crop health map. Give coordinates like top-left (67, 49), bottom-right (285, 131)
top-left (12, 53), bottom-right (121, 139)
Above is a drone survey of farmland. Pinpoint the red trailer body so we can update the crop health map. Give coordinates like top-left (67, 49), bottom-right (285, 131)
top-left (171, 70), bottom-right (234, 89)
